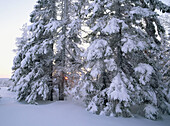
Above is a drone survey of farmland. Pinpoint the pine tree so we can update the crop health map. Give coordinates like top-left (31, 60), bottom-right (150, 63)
top-left (14, 24), bottom-right (30, 52)
top-left (158, 12), bottom-right (170, 110)
top-left (12, 0), bottom-right (84, 102)
top-left (54, 0), bottom-right (84, 100)
top-left (11, 0), bottom-right (59, 103)
top-left (11, 24), bottom-right (31, 91)
top-left (74, 0), bottom-right (170, 120)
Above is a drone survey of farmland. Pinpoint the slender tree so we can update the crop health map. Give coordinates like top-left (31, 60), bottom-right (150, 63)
top-left (54, 0), bottom-right (84, 100)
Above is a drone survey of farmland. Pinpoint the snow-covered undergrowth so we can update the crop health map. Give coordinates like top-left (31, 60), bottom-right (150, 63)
top-left (0, 78), bottom-right (13, 87)
top-left (0, 87), bottom-right (170, 126)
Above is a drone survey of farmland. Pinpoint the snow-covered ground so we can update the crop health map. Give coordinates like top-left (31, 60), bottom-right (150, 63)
top-left (0, 87), bottom-right (170, 126)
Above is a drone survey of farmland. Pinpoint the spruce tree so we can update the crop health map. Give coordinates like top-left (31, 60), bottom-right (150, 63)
top-left (54, 0), bottom-right (84, 100)
top-left (159, 12), bottom-right (170, 110)
top-left (12, 0), bottom-right (59, 103)
top-left (11, 24), bottom-right (31, 92)
top-left (74, 0), bottom-right (170, 120)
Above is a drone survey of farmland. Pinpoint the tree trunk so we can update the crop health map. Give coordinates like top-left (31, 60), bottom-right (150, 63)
top-left (117, 22), bottom-right (122, 68)
top-left (49, 43), bottom-right (54, 101)
top-left (59, 0), bottom-right (68, 100)
top-left (59, 72), bottom-right (65, 100)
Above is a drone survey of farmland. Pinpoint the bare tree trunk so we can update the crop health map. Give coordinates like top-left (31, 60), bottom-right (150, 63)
top-left (59, 72), bottom-right (65, 100)
top-left (49, 41), bottom-right (54, 101)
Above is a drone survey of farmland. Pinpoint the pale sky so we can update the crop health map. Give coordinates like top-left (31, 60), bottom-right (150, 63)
top-left (0, 0), bottom-right (169, 78)
top-left (0, 0), bottom-right (36, 78)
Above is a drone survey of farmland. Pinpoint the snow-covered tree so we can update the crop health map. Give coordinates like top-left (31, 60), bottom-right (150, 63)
top-left (54, 0), bottom-right (85, 100)
top-left (12, 0), bottom-right (84, 102)
top-left (158, 12), bottom-right (170, 109)
top-left (14, 24), bottom-right (30, 52)
top-left (73, 0), bottom-right (170, 120)
top-left (11, 24), bottom-right (31, 91)
top-left (11, 0), bottom-right (59, 103)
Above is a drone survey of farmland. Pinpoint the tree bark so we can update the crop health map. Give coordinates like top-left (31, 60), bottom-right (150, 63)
top-left (59, 72), bottom-right (65, 100)
top-left (59, 0), bottom-right (68, 100)
top-left (49, 43), bottom-right (54, 101)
